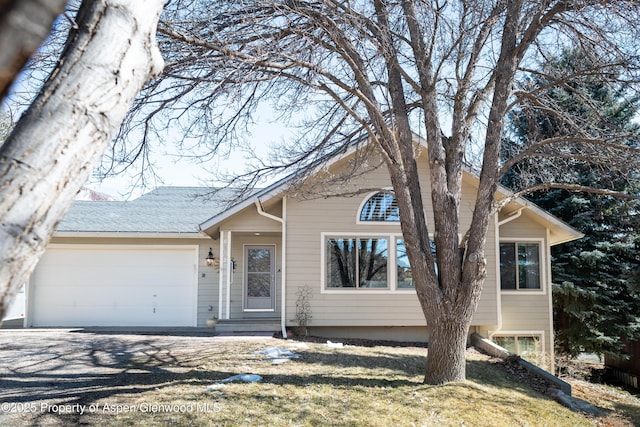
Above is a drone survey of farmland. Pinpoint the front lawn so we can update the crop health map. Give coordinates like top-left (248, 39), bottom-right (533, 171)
top-left (66, 338), bottom-right (599, 426)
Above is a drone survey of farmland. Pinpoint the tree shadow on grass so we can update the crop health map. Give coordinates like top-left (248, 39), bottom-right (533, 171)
top-left (0, 334), bottom-right (232, 424)
top-left (0, 334), bottom-right (563, 425)
top-left (285, 346), bottom-right (552, 397)
top-left (69, 327), bottom-right (220, 337)
top-left (290, 348), bottom-right (427, 377)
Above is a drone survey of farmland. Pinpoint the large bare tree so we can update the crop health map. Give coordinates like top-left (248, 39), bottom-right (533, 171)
top-left (121, 0), bottom-right (640, 383)
top-left (0, 0), bottom-right (165, 321)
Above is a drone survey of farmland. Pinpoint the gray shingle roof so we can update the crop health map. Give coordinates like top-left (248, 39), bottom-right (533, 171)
top-left (57, 187), bottom-right (238, 234)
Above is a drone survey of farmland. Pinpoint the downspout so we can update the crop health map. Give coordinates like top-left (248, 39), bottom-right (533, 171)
top-left (489, 207), bottom-right (525, 340)
top-left (254, 199), bottom-right (287, 339)
top-left (225, 231), bottom-right (232, 319)
top-left (545, 227), bottom-right (555, 374)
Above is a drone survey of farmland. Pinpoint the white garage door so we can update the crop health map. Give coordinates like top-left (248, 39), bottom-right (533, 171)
top-left (31, 245), bottom-right (197, 327)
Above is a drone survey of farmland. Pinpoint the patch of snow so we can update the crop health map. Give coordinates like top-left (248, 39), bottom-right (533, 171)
top-left (326, 340), bottom-right (344, 348)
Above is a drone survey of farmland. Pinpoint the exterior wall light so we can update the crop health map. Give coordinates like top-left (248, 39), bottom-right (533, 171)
top-left (206, 248), bottom-right (216, 267)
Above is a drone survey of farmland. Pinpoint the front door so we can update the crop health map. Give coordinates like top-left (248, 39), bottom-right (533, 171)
top-left (244, 245), bottom-right (276, 311)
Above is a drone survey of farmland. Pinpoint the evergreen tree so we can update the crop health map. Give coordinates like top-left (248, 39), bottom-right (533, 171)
top-left (505, 48), bottom-right (640, 358)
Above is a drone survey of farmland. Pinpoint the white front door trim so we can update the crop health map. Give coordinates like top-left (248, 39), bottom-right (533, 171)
top-left (243, 244), bottom-right (277, 312)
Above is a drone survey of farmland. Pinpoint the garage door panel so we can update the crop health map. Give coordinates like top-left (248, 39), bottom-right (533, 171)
top-left (36, 303), bottom-right (195, 327)
top-left (34, 285), bottom-right (195, 308)
top-left (32, 246), bottom-right (198, 327)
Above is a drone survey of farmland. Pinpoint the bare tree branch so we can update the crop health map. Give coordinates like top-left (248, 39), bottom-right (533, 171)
top-left (113, 0), bottom-right (640, 384)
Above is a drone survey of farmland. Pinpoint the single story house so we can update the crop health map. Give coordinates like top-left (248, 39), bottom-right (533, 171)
top-left (23, 138), bottom-right (582, 368)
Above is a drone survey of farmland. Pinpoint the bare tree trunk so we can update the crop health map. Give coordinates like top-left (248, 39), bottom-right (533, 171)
top-left (425, 317), bottom-right (470, 384)
top-left (0, 0), bottom-right (67, 99)
top-left (0, 0), bottom-right (164, 319)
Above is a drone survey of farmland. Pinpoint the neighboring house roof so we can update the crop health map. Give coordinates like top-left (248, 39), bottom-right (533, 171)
top-left (75, 187), bottom-right (118, 201)
top-left (57, 187), bottom-right (236, 235)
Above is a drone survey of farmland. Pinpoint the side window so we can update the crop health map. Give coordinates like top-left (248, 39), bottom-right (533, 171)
top-left (499, 242), bottom-right (541, 290)
top-left (360, 192), bottom-right (400, 222)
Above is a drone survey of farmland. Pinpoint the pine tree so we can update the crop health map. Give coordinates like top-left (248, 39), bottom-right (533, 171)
top-left (505, 48), bottom-right (640, 358)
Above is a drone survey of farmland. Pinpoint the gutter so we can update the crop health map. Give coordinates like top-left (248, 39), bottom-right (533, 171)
top-left (53, 231), bottom-right (210, 239)
top-left (254, 199), bottom-right (288, 339)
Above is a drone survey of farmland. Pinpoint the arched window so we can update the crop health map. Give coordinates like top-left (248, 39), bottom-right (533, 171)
top-left (359, 191), bottom-right (400, 222)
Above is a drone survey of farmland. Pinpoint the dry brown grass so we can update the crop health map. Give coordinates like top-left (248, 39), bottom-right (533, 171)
top-left (79, 338), bottom-right (591, 426)
top-left (568, 379), bottom-right (640, 427)
top-left (4, 335), bottom-right (638, 426)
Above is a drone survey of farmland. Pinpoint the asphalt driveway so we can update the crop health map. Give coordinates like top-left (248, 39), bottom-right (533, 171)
top-left (0, 329), bottom-right (272, 426)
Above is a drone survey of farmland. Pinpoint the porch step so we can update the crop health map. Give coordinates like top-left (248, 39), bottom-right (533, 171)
top-left (215, 318), bottom-right (281, 333)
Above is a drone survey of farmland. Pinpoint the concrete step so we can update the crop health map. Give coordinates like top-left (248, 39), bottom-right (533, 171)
top-left (214, 318), bottom-right (280, 333)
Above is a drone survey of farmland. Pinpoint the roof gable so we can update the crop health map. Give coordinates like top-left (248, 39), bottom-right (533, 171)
top-left (198, 135), bottom-right (582, 244)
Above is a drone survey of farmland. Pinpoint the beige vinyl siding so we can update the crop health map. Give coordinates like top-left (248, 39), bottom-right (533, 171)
top-left (310, 326), bottom-right (430, 342)
top-left (49, 236), bottom-right (219, 327)
top-left (219, 203), bottom-right (283, 232)
top-left (496, 212), bottom-right (553, 356)
top-left (196, 241), bottom-right (219, 327)
top-left (499, 210), bottom-right (549, 237)
top-left (499, 293), bottom-right (553, 357)
top-left (283, 153), bottom-right (498, 328)
top-left (500, 294), bottom-right (551, 330)
top-left (285, 165), bottom-right (416, 327)
top-left (460, 180), bottom-right (498, 326)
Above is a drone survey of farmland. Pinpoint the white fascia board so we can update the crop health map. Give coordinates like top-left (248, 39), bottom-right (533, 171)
top-left (198, 186), bottom-right (288, 232)
top-left (490, 179), bottom-right (583, 244)
top-left (500, 194), bottom-right (584, 245)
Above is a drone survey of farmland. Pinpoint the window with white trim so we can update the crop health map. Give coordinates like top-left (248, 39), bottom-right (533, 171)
top-left (493, 335), bottom-right (541, 354)
top-left (359, 192), bottom-right (400, 222)
top-left (499, 242), bottom-right (541, 290)
top-left (326, 237), bottom-right (389, 288)
top-left (324, 235), bottom-right (437, 291)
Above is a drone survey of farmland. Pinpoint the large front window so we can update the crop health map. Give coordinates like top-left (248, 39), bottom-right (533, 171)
top-left (326, 237), bottom-right (388, 288)
top-left (324, 235), bottom-right (438, 291)
top-left (500, 242), bottom-right (541, 290)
